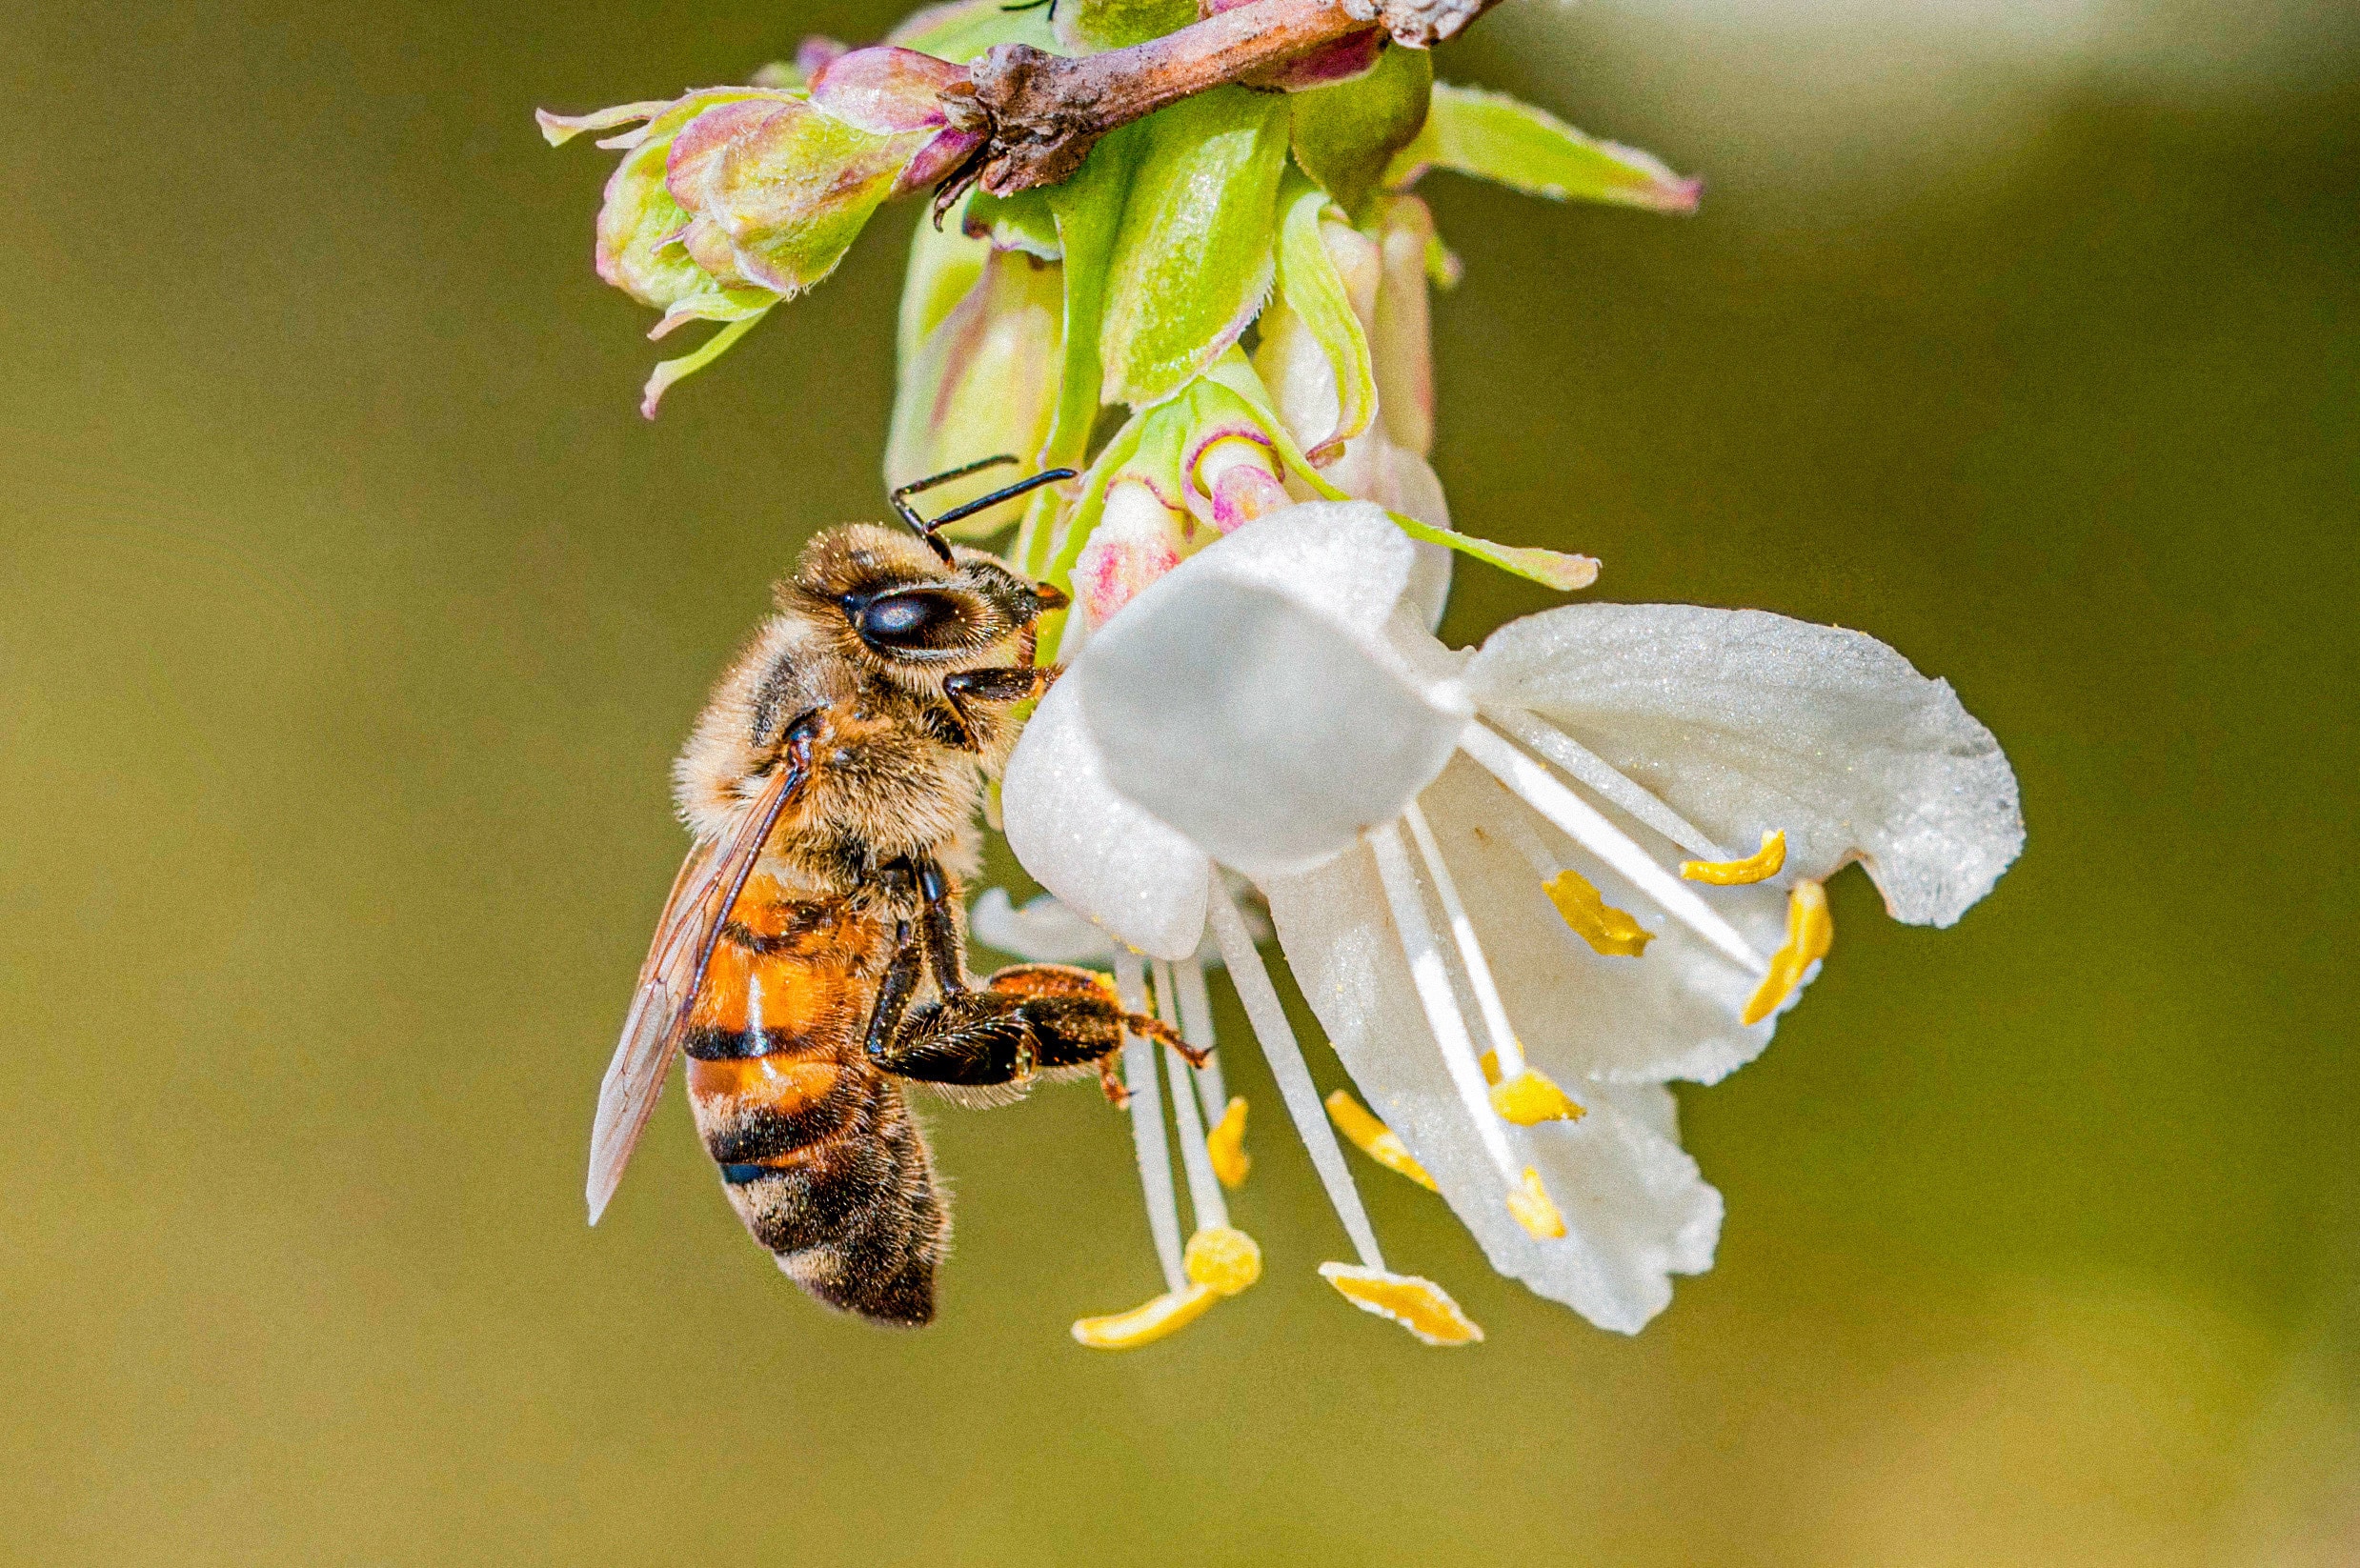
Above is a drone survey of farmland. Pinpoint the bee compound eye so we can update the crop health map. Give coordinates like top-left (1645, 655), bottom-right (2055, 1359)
top-left (856, 589), bottom-right (969, 653)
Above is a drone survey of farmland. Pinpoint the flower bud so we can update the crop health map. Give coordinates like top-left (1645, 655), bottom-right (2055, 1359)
top-left (885, 247), bottom-right (1066, 535)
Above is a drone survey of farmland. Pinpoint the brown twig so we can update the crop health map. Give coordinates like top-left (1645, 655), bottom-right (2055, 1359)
top-left (949, 0), bottom-right (1504, 194)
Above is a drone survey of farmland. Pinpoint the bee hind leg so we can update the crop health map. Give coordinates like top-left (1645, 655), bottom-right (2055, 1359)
top-left (865, 962), bottom-right (1200, 1108)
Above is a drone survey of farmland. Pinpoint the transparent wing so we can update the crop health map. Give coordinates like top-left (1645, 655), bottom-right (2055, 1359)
top-left (586, 759), bottom-right (803, 1222)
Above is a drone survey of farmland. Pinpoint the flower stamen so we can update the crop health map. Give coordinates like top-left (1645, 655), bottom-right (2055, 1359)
top-left (1543, 867), bottom-right (1654, 958)
top-left (1484, 707), bottom-right (1725, 860)
top-left (1402, 801), bottom-right (1584, 1125)
top-left (1741, 879), bottom-right (1834, 1025)
top-left (1458, 720), bottom-right (1768, 975)
top-left (1318, 1264), bottom-right (1485, 1346)
top-left (1324, 1090), bottom-right (1440, 1190)
top-left (1167, 955), bottom-right (1248, 1187)
top-left (1369, 822), bottom-right (1564, 1239)
top-left (1114, 950), bottom-right (1186, 1293)
top-left (1683, 830), bottom-right (1787, 886)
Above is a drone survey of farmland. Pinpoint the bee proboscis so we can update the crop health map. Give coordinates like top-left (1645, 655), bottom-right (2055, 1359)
top-left (587, 458), bottom-right (1196, 1326)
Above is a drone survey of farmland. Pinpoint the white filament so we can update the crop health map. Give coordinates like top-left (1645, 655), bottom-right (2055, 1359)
top-left (1115, 949), bottom-right (1186, 1293)
top-left (1459, 720), bottom-right (1767, 975)
top-left (1172, 955), bottom-right (1230, 1122)
top-left (1207, 876), bottom-right (1385, 1271)
top-left (1483, 705), bottom-right (1725, 860)
top-left (1152, 962), bottom-right (1230, 1234)
top-left (1402, 800), bottom-right (1527, 1081)
top-left (1368, 824), bottom-right (1526, 1187)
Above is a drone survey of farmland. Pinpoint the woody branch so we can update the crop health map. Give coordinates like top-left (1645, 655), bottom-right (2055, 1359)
top-left (946, 0), bottom-right (1507, 193)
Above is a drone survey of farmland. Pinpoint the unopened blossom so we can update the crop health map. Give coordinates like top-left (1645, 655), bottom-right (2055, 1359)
top-left (998, 502), bottom-right (2022, 1335)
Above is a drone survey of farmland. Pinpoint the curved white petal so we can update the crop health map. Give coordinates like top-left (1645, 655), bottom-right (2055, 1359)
top-left (1000, 674), bottom-right (1210, 959)
top-left (967, 888), bottom-right (1118, 964)
top-left (1467, 604), bottom-right (2024, 927)
top-left (1266, 841), bottom-right (1723, 1334)
top-left (1417, 754), bottom-right (1793, 1084)
top-left (1159, 499), bottom-right (1415, 634)
top-left (1078, 568), bottom-right (1467, 881)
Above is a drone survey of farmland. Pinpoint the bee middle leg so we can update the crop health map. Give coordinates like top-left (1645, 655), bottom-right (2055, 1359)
top-left (864, 958), bottom-right (1202, 1106)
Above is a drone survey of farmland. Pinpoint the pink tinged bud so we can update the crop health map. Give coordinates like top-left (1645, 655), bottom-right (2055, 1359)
top-left (1253, 30), bottom-right (1386, 91)
top-left (895, 128), bottom-right (987, 197)
top-left (1075, 481), bottom-right (1187, 631)
top-left (796, 36), bottom-right (851, 79)
top-left (1187, 432), bottom-right (1289, 534)
top-left (808, 47), bottom-right (965, 133)
top-left (669, 97), bottom-right (931, 297)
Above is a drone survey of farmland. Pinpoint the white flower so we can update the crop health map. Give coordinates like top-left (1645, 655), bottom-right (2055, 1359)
top-left (998, 501), bottom-right (2023, 1337)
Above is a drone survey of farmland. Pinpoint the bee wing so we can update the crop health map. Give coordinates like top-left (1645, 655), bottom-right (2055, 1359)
top-left (586, 758), bottom-right (804, 1223)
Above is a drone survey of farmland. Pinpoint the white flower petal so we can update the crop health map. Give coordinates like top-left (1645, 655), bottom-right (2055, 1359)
top-left (1078, 570), bottom-right (1468, 880)
top-left (1160, 499), bottom-right (1415, 635)
top-left (1000, 674), bottom-right (1211, 959)
top-left (1267, 841), bottom-right (1724, 1334)
top-left (1419, 754), bottom-right (1791, 1084)
top-left (967, 888), bottom-right (1117, 964)
top-left (1468, 605), bottom-right (2024, 927)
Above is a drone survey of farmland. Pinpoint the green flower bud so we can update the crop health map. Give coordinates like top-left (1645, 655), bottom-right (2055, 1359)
top-left (1289, 38), bottom-right (1434, 218)
top-left (886, 248), bottom-right (1067, 536)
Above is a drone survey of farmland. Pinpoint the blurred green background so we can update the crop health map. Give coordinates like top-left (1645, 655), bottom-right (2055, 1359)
top-left (4, 0), bottom-right (2355, 1562)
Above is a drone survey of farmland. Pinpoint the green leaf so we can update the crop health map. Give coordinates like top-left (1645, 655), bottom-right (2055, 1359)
top-left (1384, 84), bottom-right (1701, 214)
top-left (1099, 88), bottom-right (1290, 409)
top-left (1288, 41), bottom-right (1432, 219)
top-left (1040, 121), bottom-right (1144, 469)
top-left (1265, 173), bottom-right (1378, 463)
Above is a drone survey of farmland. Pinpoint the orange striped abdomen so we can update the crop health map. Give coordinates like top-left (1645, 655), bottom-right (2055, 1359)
top-left (681, 877), bottom-right (947, 1326)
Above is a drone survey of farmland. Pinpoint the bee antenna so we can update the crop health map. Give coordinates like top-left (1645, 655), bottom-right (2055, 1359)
top-left (889, 458), bottom-right (1076, 565)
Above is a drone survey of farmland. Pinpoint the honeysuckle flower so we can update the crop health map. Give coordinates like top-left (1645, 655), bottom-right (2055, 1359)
top-left (999, 501), bottom-right (2023, 1335)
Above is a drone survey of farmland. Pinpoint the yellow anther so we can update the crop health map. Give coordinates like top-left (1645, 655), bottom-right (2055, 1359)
top-left (1681, 829), bottom-right (1787, 885)
top-left (1318, 1263), bottom-right (1484, 1346)
top-left (1183, 1226), bottom-right (1262, 1297)
top-left (1741, 878), bottom-right (1834, 1026)
top-left (1323, 1090), bottom-right (1439, 1191)
top-left (1478, 1050), bottom-right (1501, 1084)
top-left (1205, 1096), bottom-right (1252, 1189)
top-left (1544, 869), bottom-right (1654, 957)
top-left (1489, 1068), bottom-right (1585, 1126)
top-left (1506, 1166), bottom-right (1567, 1239)
top-left (1071, 1285), bottom-right (1218, 1350)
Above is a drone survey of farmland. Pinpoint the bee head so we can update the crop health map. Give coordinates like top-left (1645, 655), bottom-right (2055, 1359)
top-left (783, 525), bottom-right (1060, 676)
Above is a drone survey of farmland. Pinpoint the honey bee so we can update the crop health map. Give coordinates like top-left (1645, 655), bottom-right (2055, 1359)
top-left (587, 457), bottom-right (1197, 1327)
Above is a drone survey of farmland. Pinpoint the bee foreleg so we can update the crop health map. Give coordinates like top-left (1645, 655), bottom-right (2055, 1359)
top-left (938, 666), bottom-right (1057, 754)
top-left (860, 919), bottom-right (926, 1062)
top-left (912, 857), bottom-right (971, 997)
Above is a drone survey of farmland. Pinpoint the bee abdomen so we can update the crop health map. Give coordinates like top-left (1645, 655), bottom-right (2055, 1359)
top-left (716, 1074), bottom-right (947, 1327)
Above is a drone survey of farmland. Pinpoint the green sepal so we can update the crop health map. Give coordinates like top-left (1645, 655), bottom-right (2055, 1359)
top-left (1267, 172), bottom-right (1378, 463)
top-left (1039, 120), bottom-right (1145, 468)
top-left (592, 90), bottom-right (784, 312)
top-left (898, 211), bottom-right (990, 372)
top-left (700, 110), bottom-right (922, 296)
top-left (1099, 88), bottom-right (1290, 410)
top-left (1214, 369), bottom-right (1602, 592)
top-left (1288, 42), bottom-right (1433, 219)
top-left (963, 188), bottom-right (1062, 261)
top-left (1384, 84), bottom-right (1701, 214)
top-left (887, 0), bottom-right (1060, 62)
top-left (640, 309), bottom-right (772, 419)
